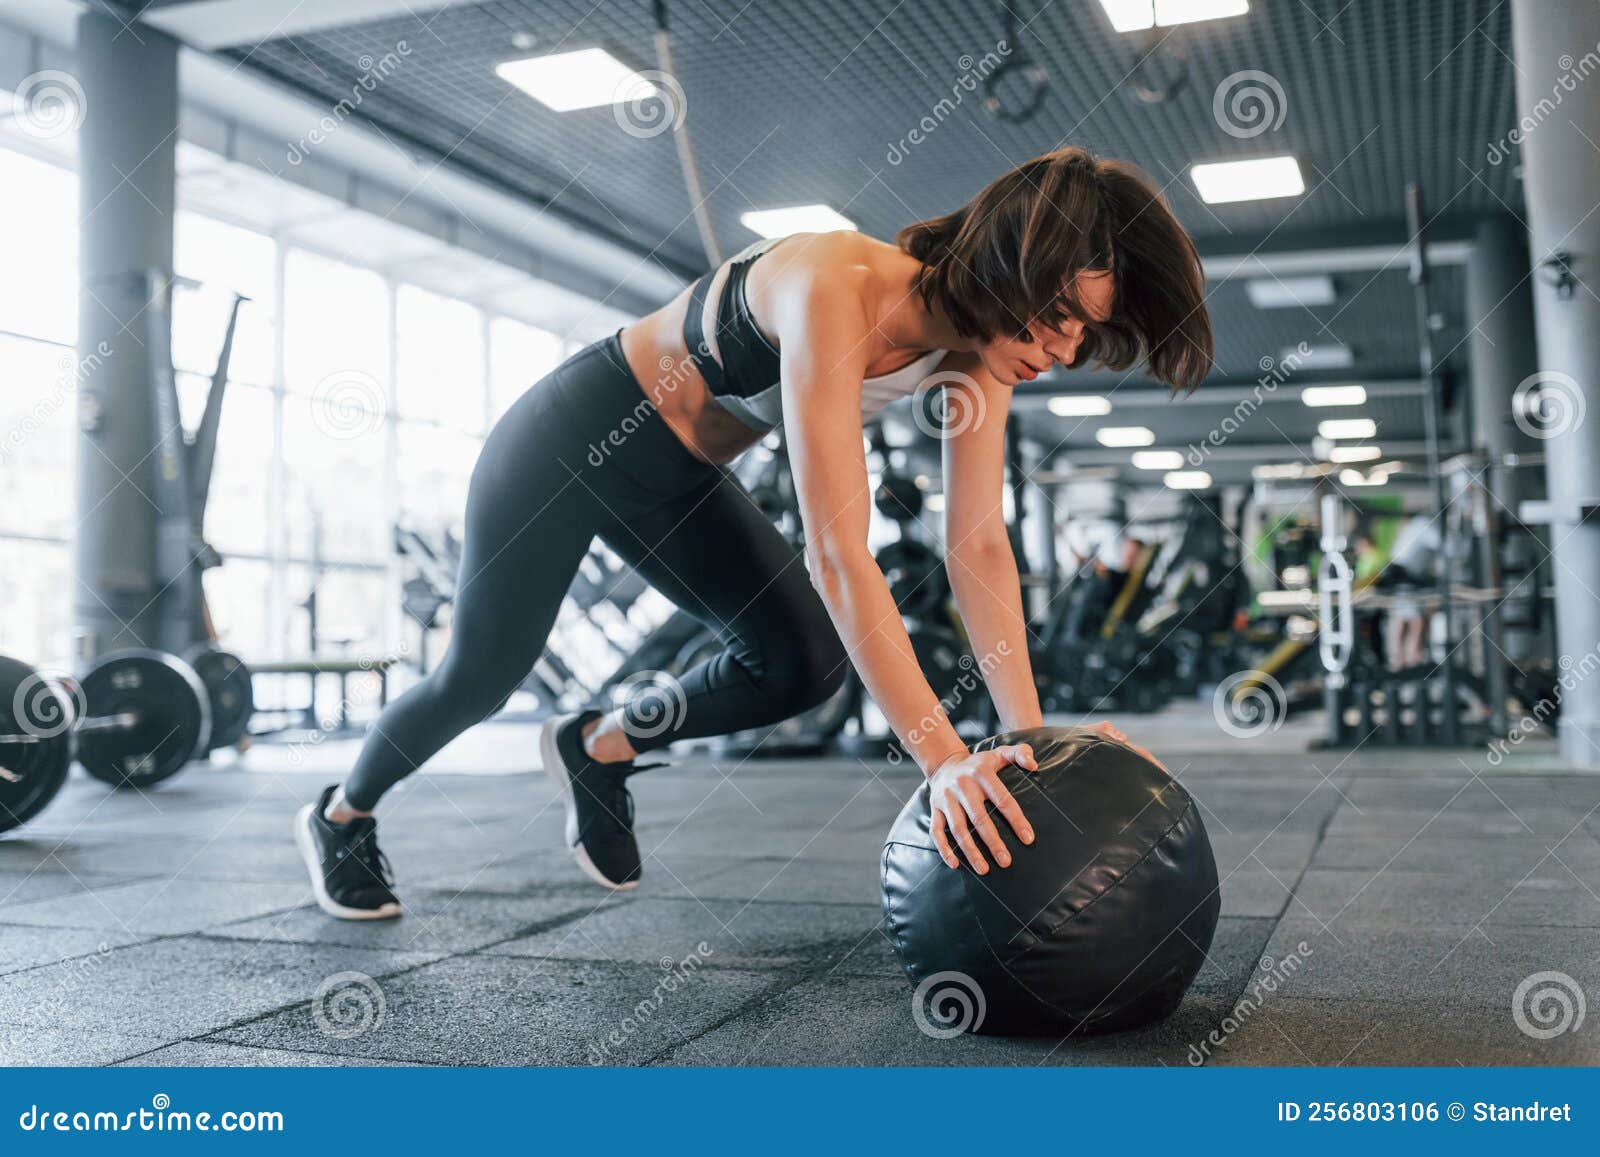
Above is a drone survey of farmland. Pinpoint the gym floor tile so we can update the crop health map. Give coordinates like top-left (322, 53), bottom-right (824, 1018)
top-left (0, 869), bottom-right (154, 910)
top-left (1309, 832), bottom-right (1600, 873)
top-left (0, 925), bottom-right (151, 977)
top-left (208, 954), bottom-right (782, 1066)
top-left (117, 1040), bottom-right (427, 1067)
top-left (0, 878), bottom-right (312, 936)
top-left (1207, 996), bottom-right (1600, 1066)
top-left (1323, 804), bottom-right (1590, 839)
top-left (209, 889), bottom-right (600, 954)
top-left (1257, 919), bottom-right (1600, 1005)
top-left (1289, 866), bottom-right (1600, 928)
top-left (656, 976), bottom-right (1240, 1067)
top-left (0, 936), bottom-right (442, 1040)
top-left (685, 856), bottom-right (884, 906)
top-left (1218, 864), bottom-right (1297, 918)
top-left (483, 896), bottom-right (884, 971)
top-left (0, 1023), bottom-right (173, 1066)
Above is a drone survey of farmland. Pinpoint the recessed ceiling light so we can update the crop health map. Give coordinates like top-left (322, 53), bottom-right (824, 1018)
top-left (1319, 418), bottom-right (1377, 440)
top-left (1329, 444), bottom-right (1381, 463)
top-left (740, 204), bottom-right (856, 239)
top-left (1246, 275), bottom-right (1336, 309)
top-left (1302, 385), bottom-right (1367, 407)
top-left (1097, 0), bottom-right (1248, 32)
top-left (1096, 425), bottom-right (1155, 447)
top-left (1131, 450), bottom-right (1185, 470)
top-left (1190, 156), bottom-right (1305, 204)
top-left (1253, 463), bottom-right (1306, 480)
top-left (924, 493), bottom-right (946, 512)
top-left (1048, 394), bottom-right (1112, 417)
top-left (1339, 468), bottom-right (1388, 486)
top-left (495, 48), bottom-right (652, 112)
top-left (1165, 470), bottom-right (1213, 490)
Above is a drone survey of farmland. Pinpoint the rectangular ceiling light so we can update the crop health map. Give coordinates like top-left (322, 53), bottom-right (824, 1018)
top-left (1098, 0), bottom-right (1248, 33)
top-left (1301, 384), bottom-right (1366, 407)
top-left (1048, 394), bottom-right (1113, 417)
top-left (1164, 470), bottom-right (1213, 490)
top-left (1289, 343), bottom-right (1354, 370)
top-left (1319, 418), bottom-right (1377, 440)
top-left (1339, 468), bottom-right (1389, 487)
top-left (1190, 156), bottom-right (1305, 205)
top-left (1329, 444), bottom-right (1382, 463)
top-left (1096, 425), bottom-right (1156, 447)
top-left (1246, 275), bottom-right (1336, 309)
top-left (495, 48), bottom-right (652, 112)
top-left (1132, 450), bottom-right (1185, 470)
top-left (741, 204), bottom-right (857, 239)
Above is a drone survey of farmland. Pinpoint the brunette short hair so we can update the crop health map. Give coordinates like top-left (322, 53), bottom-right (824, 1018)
top-left (896, 147), bottom-right (1213, 391)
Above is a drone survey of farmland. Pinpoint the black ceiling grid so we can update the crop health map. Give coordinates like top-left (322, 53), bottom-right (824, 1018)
top-left (208, 0), bottom-right (1518, 399)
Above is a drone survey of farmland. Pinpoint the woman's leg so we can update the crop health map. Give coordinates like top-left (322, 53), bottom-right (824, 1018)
top-left (589, 472), bottom-right (850, 758)
top-left (336, 386), bottom-right (607, 815)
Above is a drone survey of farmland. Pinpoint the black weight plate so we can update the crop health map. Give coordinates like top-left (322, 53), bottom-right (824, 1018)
top-left (910, 626), bottom-right (982, 725)
top-left (77, 650), bottom-right (210, 788)
top-left (0, 656), bottom-right (73, 832)
top-left (876, 540), bottom-right (947, 620)
top-left (186, 646), bottom-right (255, 750)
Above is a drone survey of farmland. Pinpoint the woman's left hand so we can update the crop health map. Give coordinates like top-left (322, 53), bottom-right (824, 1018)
top-left (1092, 720), bottom-right (1168, 771)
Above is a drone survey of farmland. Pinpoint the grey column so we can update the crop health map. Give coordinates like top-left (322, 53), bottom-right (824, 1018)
top-left (1466, 214), bottom-right (1544, 661)
top-left (1511, 0), bottom-right (1600, 766)
top-left (72, 12), bottom-right (179, 660)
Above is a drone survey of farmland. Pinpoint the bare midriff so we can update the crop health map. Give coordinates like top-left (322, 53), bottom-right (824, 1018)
top-left (618, 287), bottom-right (762, 467)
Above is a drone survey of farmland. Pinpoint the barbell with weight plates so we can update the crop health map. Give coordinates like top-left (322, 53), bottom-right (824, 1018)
top-left (0, 655), bottom-right (73, 833)
top-left (185, 645), bottom-right (255, 751)
top-left (0, 649), bottom-right (211, 793)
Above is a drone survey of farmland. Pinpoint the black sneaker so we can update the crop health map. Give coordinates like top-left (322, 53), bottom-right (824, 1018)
top-left (540, 712), bottom-right (645, 890)
top-left (295, 785), bottom-right (402, 920)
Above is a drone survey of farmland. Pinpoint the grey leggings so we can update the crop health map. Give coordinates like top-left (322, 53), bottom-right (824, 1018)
top-left (342, 335), bottom-right (848, 811)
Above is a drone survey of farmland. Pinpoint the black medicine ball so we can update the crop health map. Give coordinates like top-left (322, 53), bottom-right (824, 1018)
top-left (881, 726), bottom-right (1220, 1036)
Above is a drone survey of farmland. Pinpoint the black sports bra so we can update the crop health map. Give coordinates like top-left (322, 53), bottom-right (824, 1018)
top-left (680, 237), bottom-right (947, 433)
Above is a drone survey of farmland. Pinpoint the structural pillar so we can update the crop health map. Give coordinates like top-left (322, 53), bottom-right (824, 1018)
top-left (1511, 0), bottom-right (1600, 766)
top-left (72, 11), bottom-right (180, 660)
top-left (1466, 214), bottom-right (1544, 661)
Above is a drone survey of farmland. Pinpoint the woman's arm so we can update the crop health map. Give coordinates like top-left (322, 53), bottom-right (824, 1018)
top-left (939, 354), bottom-right (1044, 732)
top-left (773, 266), bottom-right (1035, 873)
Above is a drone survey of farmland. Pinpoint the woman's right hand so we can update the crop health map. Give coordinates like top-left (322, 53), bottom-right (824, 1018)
top-left (927, 744), bottom-right (1038, 874)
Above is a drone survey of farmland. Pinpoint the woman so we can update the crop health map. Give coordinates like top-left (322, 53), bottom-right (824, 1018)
top-left (294, 147), bottom-right (1212, 919)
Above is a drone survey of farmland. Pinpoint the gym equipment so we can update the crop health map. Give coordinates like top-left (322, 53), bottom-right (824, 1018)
top-left (0, 656), bottom-right (74, 833)
top-left (0, 650), bottom-right (212, 792)
top-left (185, 645), bottom-right (255, 751)
top-left (881, 725), bottom-right (1219, 1036)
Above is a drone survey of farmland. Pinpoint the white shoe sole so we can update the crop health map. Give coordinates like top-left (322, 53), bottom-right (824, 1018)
top-left (294, 804), bottom-right (403, 921)
top-left (540, 716), bottom-right (639, 892)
